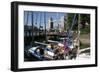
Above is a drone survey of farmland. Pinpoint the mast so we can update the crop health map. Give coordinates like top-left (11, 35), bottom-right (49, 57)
top-left (39, 12), bottom-right (41, 36)
top-left (35, 12), bottom-right (38, 26)
top-left (70, 14), bottom-right (77, 30)
top-left (25, 12), bottom-right (29, 37)
top-left (25, 12), bottom-right (29, 26)
top-left (44, 12), bottom-right (47, 41)
top-left (31, 12), bottom-right (34, 46)
top-left (77, 14), bottom-right (80, 57)
top-left (57, 12), bottom-right (59, 32)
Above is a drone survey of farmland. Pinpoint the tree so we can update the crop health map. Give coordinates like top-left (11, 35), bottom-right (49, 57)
top-left (80, 14), bottom-right (90, 24)
top-left (80, 14), bottom-right (90, 34)
top-left (67, 13), bottom-right (75, 30)
top-left (64, 13), bottom-right (78, 31)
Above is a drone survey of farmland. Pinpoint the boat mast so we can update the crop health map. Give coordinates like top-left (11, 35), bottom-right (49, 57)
top-left (77, 14), bottom-right (80, 57)
top-left (44, 12), bottom-right (47, 42)
top-left (31, 12), bottom-right (34, 46)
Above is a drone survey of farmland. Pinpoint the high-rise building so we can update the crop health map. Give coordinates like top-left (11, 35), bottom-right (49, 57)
top-left (48, 17), bottom-right (54, 31)
top-left (47, 16), bottom-right (65, 32)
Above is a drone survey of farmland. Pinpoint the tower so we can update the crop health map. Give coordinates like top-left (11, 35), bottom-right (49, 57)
top-left (48, 17), bottom-right (54, 31)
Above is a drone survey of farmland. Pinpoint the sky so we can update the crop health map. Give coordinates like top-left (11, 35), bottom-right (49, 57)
top-left (24, 11), bottom-right (67, 29)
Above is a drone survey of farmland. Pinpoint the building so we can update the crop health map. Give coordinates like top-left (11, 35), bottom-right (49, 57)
top-left (47, 16), bottom-right (64, 32)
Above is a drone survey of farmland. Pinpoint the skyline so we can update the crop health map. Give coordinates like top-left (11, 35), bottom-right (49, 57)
top-left (24, 11), bottom-right (67, 29)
